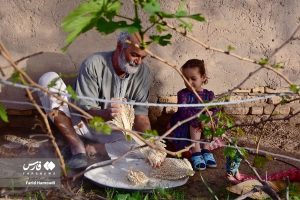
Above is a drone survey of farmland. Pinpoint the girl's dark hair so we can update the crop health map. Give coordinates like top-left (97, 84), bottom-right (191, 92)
top-left (181, 59), bottom-right (208, 84)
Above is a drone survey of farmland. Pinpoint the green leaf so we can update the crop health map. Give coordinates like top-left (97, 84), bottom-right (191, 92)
top-left (226, 117), bottom-right (234, 128)
top-left (66, 85), bottom-right (78, 100)
top-left (61, 0), bottom-right (123, 50)
top-left (271, 62), bottom-right (284, 69)
top-left (156, 23), bottom-right (167, 33)
top-left (9, 71), bottom-right (22, 83)
top-left (0, 103), bottom-right (8, 123)
top-left (224, 147), bottom-right (237, 159)
top-left (187, 14), bottom-right (205, 22)
top-left (116, 193), bottom-right (129, 200)
top-left (239, 147), bottom-right (248, 158)
top-left (203, 126), bottom-right (213, 137)
top-left (236, 127), bottom-right (245, 136)
top-left (198, 114), bottom-right (210, 123)
top-left (290, 84), bottom-right (300, 93)
top-left (227, 45), bottom-right (235, 53)
top-left (47, 77), bottom-right (60, 88)
top-left (179, 19), bottom-right (193, 31)
top-left (175, 1), bottom-right (187, 17)
top-left (150, 34), bottom-right (172, 46)
top-left (104, 0), bottom-right (121, 20)
top-left (88, 116), bottom-right (112, 135)
top-left (142, 0), bottom-right (161, 15)
top-left (143, 129), bottom-right (158, 139)
top-left (253, 155), bottom-right (267, 168)
top-left (125, 134), bottom-right (132, 141)
top-left (158, 11), bottom-right (205, 22)
top-left (258, 58), bottom-right (269, 66)
top-left (96, 17), bottom-right (141, 34)
top-left (149, 15), bottom-right (157, 23)
top-left (215, 128), bottom-right (225, 137)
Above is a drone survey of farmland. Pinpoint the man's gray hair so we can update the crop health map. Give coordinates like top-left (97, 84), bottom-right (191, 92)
top-left (118, 32), bottom-right (131, 46)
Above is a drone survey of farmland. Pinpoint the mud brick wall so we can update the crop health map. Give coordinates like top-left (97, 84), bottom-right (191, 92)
top-left (149, 87), bottom-right (300, 126)
top-left (223, 87), bottom-right (300, 117)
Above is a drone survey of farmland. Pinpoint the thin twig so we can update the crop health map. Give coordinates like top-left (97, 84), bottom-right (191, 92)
top-left (0, 43), bottom-right (68, 177)
top-left (163, 20), bottom-right (295, 87)
top-left (199, 172), bottom-right (219, 200)
top-left (1, 51), bottom-right (43, 69)
top-left (270, 24), bottom-right (300, 57)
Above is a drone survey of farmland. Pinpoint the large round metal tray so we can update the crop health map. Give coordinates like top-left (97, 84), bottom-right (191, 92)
top-left (84, 158), bottom-right (189, 190)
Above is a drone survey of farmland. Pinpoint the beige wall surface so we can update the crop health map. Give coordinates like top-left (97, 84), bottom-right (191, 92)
top-left (0, 0), bottom-right (299, 109)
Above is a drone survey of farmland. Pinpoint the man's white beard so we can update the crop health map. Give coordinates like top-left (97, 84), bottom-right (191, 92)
top-left (119, 51), bottom-right (140, 74)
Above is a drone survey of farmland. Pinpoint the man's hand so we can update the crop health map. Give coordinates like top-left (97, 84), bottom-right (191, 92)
top-left (107, 97), bottom-right (122, 118)
top-left (87, 98), bottom-right (122, 121)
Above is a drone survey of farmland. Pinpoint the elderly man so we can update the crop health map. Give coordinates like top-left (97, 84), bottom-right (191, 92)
top-left (38, 32), bottom-right (151, 169)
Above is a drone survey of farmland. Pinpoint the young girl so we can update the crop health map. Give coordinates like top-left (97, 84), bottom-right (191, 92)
top-left (168, 59), bottom-right (217, 171)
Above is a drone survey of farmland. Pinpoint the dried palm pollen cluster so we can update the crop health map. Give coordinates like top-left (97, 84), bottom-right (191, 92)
top-left (4, 134), bottom-right (42, 148)
top-left (127, 170), bottom-right (149, 185)
top-left (140, 140), bottom-right (167, 167)
top-left (111, 100), bottom-right (135, 137)
top-left (111, 100), bottom-right (167, 165)
top-left (150, 158), bottom-right (195, 180)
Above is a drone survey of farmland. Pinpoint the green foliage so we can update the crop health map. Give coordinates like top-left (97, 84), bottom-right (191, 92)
top-left (224, 146), bottom-right (237, 159)
top-left (253, 155), bottom-right (267, 168)
top-left (0, 103), bottom-right (8, 123)
top-left (61, 0), bottom-right (131, 50)
top-left (290, 84), bottom-right (300, 94)
top-left (203, 126), bottom-right (213, 137)
top-left (150, 34), bottom-right (172, 46)
top-left (158, 11), bottom-right (205, 22)
top-left (9, 71), bottom-right (22, 83)
top-left (271, 62), bottom-right (284, 69)
top-left (105, 188), bottom-right (183, 200)
top-left (62, 0), bottom-right (206, 50)
top-left (140, 0), bottom-right (161, 15)
top-left (25, 191), bottom-right (46, 200)
top-left (144, 129), bottom-right (159, 139)
top-left (239, 147), bottom-right (248, 158)
top-left (47, 77), bottom-right (60, 88)
top-left (88, 116), bottom-right (112, 134)
top-left (96, 18), bottom-right (141, 34)
top-left (156, 23), bottom-right (167, 33)
top-left (178, 19), bottom-right (193, 32)
top-left (215, 127), bottom-right (225, 136)
top-left (66, 85), bottom-right (78, 100)
top-left (289, 182), bottom-right (300, 200)
top-left (125, 134), bottom-right (133, 141)
top-left (226, 45), bottom-right (235, 53)
top-left (198, 114), bottom-right (210, 123)
top-left (258, 58), bottom-right (269, 66)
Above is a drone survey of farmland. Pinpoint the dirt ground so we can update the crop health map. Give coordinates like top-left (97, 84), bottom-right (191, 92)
top-left (0, 113), bottom-right (299, 199)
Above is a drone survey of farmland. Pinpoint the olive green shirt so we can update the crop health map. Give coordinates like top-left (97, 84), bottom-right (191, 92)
top-left (75, 51), bottom-right (151, 115)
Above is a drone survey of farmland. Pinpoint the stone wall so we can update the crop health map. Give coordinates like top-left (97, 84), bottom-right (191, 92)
top-left (149, 87), bottom-right (300, 126)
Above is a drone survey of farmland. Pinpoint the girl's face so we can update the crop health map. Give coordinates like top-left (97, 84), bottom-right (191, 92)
top-left (182, 67), bottom-right (206, 92)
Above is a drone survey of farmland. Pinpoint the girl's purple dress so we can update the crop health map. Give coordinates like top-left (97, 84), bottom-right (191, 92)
top-left (169, 88), bottom-right (216, 151)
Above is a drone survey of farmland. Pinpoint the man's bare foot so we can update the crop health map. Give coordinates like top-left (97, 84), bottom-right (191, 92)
top-left (85, 143), bottom-right (109, 160)
top-left (85, 144), bottom-right (97, 159)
